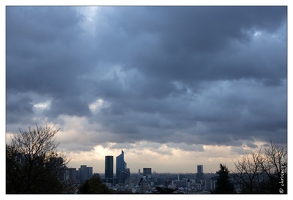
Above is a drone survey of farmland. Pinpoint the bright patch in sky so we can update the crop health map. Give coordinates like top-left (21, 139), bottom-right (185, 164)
top-left (89, 98), bottom-right (105, 111)
top-left (33, 101), bottom-right (51, 109)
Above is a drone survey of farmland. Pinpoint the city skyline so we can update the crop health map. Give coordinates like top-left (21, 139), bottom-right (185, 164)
top-left (70, 152), bottom-right (208, 175)
top-left (5, 5), bottom-right (288, 175)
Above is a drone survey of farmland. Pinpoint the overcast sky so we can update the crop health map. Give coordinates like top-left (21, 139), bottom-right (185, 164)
top-left (5, 5), bottom-right (287, 173)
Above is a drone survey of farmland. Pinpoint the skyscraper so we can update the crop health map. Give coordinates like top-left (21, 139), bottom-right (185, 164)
top-left (68, 168), bottom-right (77, 183)
top-left (196, 165), bottom-right (204, 181)
top-left (78, 165), bottom-right (93, 184)
top-left (105, 156), bottom-right (113, 179)
top-left (197, 165), bottom-right (203, 174)
top-left (116, 150), bottom-right (127, 183)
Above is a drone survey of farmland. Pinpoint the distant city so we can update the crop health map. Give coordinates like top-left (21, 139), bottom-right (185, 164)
top-left (65, 150), bottom-right (228, 194)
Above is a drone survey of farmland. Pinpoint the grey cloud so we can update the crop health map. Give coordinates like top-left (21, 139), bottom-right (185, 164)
top-left (6, 93), bottom-right (34, 124)
top-left (94, 77), bottom-right (286, 144)
top-left (93, 6), bottom-right (286, 84)
top-left (59, 143), bottom-right (94, 152)
top-left (230, 146), bottom-right (246, 155)
top-left (245, 142), bottom-right (258, 149)
top-left (110, 142), bottom-right (174, 156)
top-left (166, 143), bottom-right (204, 152)
top-left (6, 6), bottom-right (84, 44)
top-left (6, 6), bottom-right (96, 115)
top-left (108, 143), bottom-right (136, 151)
top-left (45, 97), bottom-right (91, 118)
top-left (6, 6), bottom-right (287, 152)
top-left (101, 102), bottom-right (128, 116)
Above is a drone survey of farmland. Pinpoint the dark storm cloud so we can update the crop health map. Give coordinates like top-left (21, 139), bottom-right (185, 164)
top-left (6, 6), bottom-right (96, 115)
top-left (6, 6), bottom-right (287, 151)
top-left (45, 97), bottom-right (91, 118)
top-left (6, 7), bottom-right (83, 43)
top-left (93, 6), bottom-right (286, 84)
top-left (6, 93), bottom-right (34, 124)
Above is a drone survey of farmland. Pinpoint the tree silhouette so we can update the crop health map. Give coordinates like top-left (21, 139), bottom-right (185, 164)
top-left (212, 163), bottom-right (236, 194)
top-left (232, 141), bottom-right (287, 194)
top-left (6, 125), bottom-right (70, 194)
top-left (77, 176), bottom-right (112, 194)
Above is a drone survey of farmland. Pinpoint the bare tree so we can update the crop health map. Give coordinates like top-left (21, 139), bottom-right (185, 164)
top-left (232, 141), bottom-right (287, 194)
top-left (6, 124), bottom-right (70, 194)
top-left (232, 148), bottom-right (264, 193)
top-left (261, 141), bottom-right (287, 176)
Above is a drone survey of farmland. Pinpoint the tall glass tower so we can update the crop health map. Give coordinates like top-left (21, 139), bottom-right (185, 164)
top-left (105, 156), bottom-right (113, 179)
top-left (116, 150), bottom-right (127, 183)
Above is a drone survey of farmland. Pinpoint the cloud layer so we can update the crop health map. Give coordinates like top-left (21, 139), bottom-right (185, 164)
top-left (6, 6), bottom-right (287, 159)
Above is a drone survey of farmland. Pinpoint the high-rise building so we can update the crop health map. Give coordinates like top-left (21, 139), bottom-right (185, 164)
top-left (196, 165), bottom-right (204, 181)
top-left (116, 150), bottom-right (127, 183)
top-left (105, 156), bottom-right (113, 179)
top-left (68, 168), bottom-right (77, 183)
top-left (197, 165), bottom-right (203, 174)
top-left (79, 165), bottom-right (93, 184)
top-left (143, 168), bottom-right (152, 177)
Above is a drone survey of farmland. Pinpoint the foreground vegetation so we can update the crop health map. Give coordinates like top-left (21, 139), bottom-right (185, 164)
top-left (212, 141), bottom-right (287, 194)
top-left (7, 125), bottom-right (74, 193)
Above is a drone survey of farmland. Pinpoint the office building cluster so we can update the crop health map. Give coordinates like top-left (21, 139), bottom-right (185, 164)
top-left (62, 150), bottom-right (220, 193)
top-left (63, 150), bottom-right (128, 186)
top-left (66, 164), bottom-right (96, 184)
top-left (102, 150), bottom-right (130, 186)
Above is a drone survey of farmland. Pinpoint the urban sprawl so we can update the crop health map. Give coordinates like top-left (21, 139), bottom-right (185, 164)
top-left (66, 150), bottom-right (228, 194)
